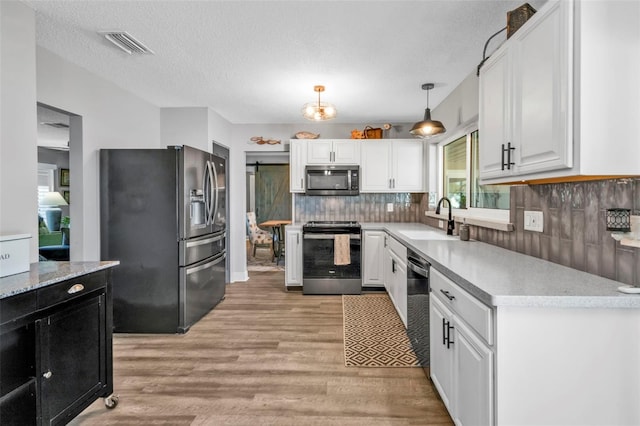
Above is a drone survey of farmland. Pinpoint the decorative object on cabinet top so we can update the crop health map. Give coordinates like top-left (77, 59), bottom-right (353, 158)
top-left (507, 3), bottom-right (537, 38)
top-left (294, 131), bottom-right (319, 139)
top-left (249, 136), bottom-right (281, 145)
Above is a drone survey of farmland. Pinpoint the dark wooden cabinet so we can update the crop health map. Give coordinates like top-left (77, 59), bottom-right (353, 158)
top-left (0, 269), bottom-right (114, 426)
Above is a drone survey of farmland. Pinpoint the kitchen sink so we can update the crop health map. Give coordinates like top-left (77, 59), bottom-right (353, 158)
top-left (398, 230), bottom-right (457, 241)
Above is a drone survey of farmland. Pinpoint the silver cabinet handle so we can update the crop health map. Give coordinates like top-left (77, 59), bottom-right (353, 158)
top-left (43, 371), bottom-right (52, 379)
top-left (67, 283), bottom-right (85, 294)
top-left (297, 233), bottom-right (300, 244)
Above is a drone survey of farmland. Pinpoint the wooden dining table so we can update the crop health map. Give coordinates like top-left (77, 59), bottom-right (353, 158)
top-left (258, 219), bottom-right (292, 265)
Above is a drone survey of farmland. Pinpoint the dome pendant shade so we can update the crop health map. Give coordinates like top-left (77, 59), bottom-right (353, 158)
top-left (409, 108), bottom-right (446, 137)
top-left (302, 85), bottom-right (337, 121)
top-left (410, 83), bottom-right (446, 138)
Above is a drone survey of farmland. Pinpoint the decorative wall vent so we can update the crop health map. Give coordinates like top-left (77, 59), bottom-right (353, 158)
top-left (99, 31), bottom-right (154, 55)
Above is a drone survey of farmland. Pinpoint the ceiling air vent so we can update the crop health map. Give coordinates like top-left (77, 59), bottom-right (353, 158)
top-left (40, 122), bottom-right (69, 129)
top-left (99, 31), bottom-right (154, 55)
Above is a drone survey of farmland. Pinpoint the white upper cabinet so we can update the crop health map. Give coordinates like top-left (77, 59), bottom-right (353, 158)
top-left (479, 0), bottom-right (640, 183)
top-left (306, 139), bottom-right (360, 165)
top-left (361, 139), bottom-right (425, 192)
top-left (289, 139), bottom-right (306, 193)
top-left (479, 0), bottom-right (570, 181)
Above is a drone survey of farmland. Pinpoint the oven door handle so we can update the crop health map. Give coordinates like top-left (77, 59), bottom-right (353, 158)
top-left (303, 234), bottom-right (361, 240)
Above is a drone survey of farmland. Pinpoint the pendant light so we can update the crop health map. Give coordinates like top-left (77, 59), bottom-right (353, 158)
top-left (302, 85), bottom-right (337, 121)
top-left (410, 83), bottom-right (446, 138)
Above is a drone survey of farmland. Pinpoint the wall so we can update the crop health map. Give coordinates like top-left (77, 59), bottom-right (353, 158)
top-left (36, 47), bottom-right (162, 261)
top-left (0, 1), bottom-right (39, 262)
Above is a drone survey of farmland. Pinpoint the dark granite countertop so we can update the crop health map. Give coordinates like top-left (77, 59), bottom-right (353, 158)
top-left (0, 261), bottom-right (119, 299)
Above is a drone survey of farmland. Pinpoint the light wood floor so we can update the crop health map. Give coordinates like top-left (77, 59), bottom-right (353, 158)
top-left (71, 272), bottom-right (452, 425)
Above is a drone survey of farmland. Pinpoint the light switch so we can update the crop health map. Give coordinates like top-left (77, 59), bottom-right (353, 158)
top-left (386, 203), bottom-right (393, 212)
top-left (524, 210), bottom-right (544, 232)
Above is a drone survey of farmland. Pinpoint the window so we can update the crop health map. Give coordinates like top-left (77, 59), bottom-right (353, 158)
top-left (443, 135), bottom-right (467, 209)
top-left (37, 164), bottom-right (56, 207)
top-left (439, 129), bottom-right (510, 220)
top-left (470, 132), bottom-right (510, 209)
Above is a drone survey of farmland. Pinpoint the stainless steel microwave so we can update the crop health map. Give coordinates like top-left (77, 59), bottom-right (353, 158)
top-left (305, 165), bottom-right (359, 196)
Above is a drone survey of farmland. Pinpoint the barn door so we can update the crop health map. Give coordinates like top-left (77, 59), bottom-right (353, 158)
top-left (254, 164), bottom-right (291, 224)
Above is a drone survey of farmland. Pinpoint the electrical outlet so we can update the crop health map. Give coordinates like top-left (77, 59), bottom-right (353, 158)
top-left (524, 210), bottom-right (544, 232)
top-left (439, 220), bottom-right (444, 229)
top-left (386, 203), bottom-right (393, 212)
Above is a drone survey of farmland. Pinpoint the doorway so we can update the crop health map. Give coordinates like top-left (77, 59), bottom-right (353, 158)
top-left (245, 152), bottom-right (291, 271)
top-left (36, 104), bottom-right (81, 261)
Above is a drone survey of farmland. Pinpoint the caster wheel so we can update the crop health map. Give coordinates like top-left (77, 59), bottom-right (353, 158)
top-left (104, 395), bottom-right (119, 409)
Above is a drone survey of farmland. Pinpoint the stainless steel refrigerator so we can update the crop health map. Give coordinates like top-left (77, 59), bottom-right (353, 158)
top-left (100, 145), bottom-right (226, 333)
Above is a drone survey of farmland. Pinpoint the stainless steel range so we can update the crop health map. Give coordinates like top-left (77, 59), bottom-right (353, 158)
top-left (302, 221), bottom-right (361, 295)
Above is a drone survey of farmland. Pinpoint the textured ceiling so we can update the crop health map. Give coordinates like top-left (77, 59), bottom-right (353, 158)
top-left (25, 0), bottom-right (547, 125)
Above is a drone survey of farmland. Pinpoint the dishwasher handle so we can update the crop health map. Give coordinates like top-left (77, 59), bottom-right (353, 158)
top-left (407, 256), bottom-right (430, 278)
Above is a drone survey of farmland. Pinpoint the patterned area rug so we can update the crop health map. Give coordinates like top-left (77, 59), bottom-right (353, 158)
top-left (247, 247), bottom-right (285, 272)
top-left (343, 294), bottom-right (420, 367)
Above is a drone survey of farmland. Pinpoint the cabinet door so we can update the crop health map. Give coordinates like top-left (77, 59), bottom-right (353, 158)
top-left (479, 46), bottom-right (511, 180)
top-left (332, 140), bottom-right (360, 164)
top-left (386, 249), bottom-right (407, 327)
top-left (512, 0), bottom-right (571, 175)
top-left (362, 231), bottom-right (385, 286)
top-left (306, 140), bottom-right (333, 164)
top-left (361, 141), bottom-right (392, 192)
top-left (391, 140), bottom-right (424, 191)
top-left (38, 294), bottom-right (107, 425)
top-left (289, 140), bottom-right (306, 192)
top-left (453, 317), bottom-right (494, 426)
top-left (394, 257), bottom-right (407, 328)
top-left (430, 295), bottom-right (454, 413)
top-left (285, 228), bottom-right (302, 286)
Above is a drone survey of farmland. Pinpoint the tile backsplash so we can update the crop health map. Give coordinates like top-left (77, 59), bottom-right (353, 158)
top-left (436, 178), bottom-right (639, 286)
top-left (294, 193), bottom-right (423, 223)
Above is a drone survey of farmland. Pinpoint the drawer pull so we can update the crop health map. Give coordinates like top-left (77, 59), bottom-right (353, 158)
top-left (440, 289), bottom-right (455, 301)
top-left (67, 283), bottom-right (85, 294)
top-left (43, 371), bottom-right (52, 379)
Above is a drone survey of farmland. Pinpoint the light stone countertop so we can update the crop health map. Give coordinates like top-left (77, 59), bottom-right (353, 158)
top-left (0, 261), bottom-right (119, 299)
top-left (361, 222), bottom-right (640, 308)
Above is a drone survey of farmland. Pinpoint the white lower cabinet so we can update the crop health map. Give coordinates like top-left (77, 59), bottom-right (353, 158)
top-left (284, 226), bottom-right (302, 287)
top-left (430, 268), bottom-right (494, 425)
top-left (452, 316), bottom-right (493, 426)
top-left (429, 295), bottom-right (454, 410)
top-left (384, 235), bottom-right (407, 327)
top-left (362, 230), bottom-right (385, 287)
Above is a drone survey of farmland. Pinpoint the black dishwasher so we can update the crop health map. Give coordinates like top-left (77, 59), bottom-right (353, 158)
top-left (406, 249), bottom-right (431, 377)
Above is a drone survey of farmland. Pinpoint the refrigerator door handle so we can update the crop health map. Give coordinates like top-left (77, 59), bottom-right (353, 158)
top-left (185, 252), bottom-right (226, 275)
top-left (185, 234), bottom-right (224, 248)
top-left (211, 159), bottom-right (219, 227)
top-left (203, 160), bottom-right (215, 225)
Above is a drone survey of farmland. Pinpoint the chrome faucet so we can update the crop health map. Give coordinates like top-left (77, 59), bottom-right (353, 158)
top-left (435, 197), bottom-right (455, 235)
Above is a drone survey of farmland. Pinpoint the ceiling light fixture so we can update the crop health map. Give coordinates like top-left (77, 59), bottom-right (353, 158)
top-left (302, 85), bottom-right (337, 121)
top-left (410, 83), bottom-right (446, 138)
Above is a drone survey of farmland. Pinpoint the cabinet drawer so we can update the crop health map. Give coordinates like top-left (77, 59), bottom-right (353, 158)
top-left (386, 235), bottom-right (406, 259)
top-left (431, 268), bottom-right (493, 345)
top-left (0, 292), bottom-right (36, 326)
top-left (37, 271), bottom-right (106, 309)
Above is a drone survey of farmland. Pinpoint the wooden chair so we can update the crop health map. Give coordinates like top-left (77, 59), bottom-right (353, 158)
top-left (246, 212), bottom-right (273, 258)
